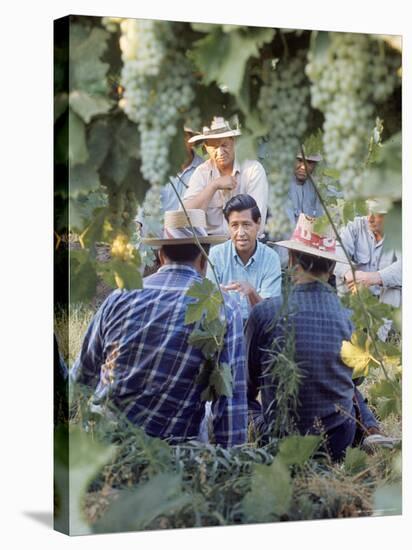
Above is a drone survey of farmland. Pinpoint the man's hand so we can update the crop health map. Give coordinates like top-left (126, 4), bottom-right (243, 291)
top-left (212, 175), bottom-right (237, 192)
top-left (344, 270), bottom-right (382, 291)
top-left (221, 281), bottom-right (262, 307)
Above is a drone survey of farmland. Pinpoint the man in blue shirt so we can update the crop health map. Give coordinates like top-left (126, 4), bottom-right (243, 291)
top-left (245, 214), bottom-right (390, 460)
top-left (285, 150), bottom-right (324, 228)
top-left (206, 194), bottom-right (281, 321)
top-left (71, 209), bottom-right (248, 447)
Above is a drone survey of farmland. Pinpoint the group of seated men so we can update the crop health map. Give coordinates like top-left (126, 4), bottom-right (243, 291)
top-left (71, 117), bottom-right (401, 461)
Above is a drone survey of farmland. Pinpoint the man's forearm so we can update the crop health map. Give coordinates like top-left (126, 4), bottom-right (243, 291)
top-left (183, 181), bottom-right (217, 211)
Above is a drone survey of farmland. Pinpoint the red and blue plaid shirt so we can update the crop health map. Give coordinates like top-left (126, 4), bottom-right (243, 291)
top-left (71, 264), bottom-right (247, 447)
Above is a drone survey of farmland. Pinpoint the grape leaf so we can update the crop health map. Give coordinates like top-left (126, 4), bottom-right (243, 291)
top-left (54, 426), bottom-right (116, 535)
top-left (70, 25), bottom-right (110, 94)
top-left (242, 458), bottom-right (292, 522)
top-left (191, 27), bottom-right (274, 97)
top-left (70, 90), bottom-right (113, 123)
top-left (69, 108), bottom-right (89, 166)
top-left (189, 318), bottom-right (225, 358)
top-left (341, 333), bottom-right (375, 378)
top-left (70, 159), bottom-right (101, 196)
top-left (93, 473), bottom-right (191, 534)
top-left (97, 259), bottom-right (142, 291)
top-left (185, 278), bottom-right (222, 324)
top-left (277, 435), bottom-right (321, 466)
top-left (369, 378), bottom-right (401, 418)
top-left (70, 249), bottom-right (98, 304)
top-left (344, 447), bottom-right (368, 475)
top-left (209, 363), bottom-right (233, 398)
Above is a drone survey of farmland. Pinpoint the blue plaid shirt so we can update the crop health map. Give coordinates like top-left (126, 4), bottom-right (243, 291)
top-left (245, 282), bottom-right (355, 433)
top-left (71, 264), bottom-right (247, 447)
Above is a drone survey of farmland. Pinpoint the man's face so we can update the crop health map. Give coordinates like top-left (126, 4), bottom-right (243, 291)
top-left (228, 209), bottom-right (260, 257)
top-left (367, 213), bottom-right (385, 235)
top-left (294, 158), bottom-right (316, 183)
top-left (204, 137), bottom-right (235, 170)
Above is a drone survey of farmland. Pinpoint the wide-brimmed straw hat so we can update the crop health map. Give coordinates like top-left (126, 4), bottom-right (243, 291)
top-left (141, 209), bottom-right (228, 247)
top-left (188, 116), bottom-right (241, 144)
top-left (275, 214), bottom-right (349, 263)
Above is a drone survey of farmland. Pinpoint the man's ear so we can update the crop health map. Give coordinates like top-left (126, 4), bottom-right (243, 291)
top-left (199, 253), bottom-right (207, 272)
top-left (158, 248), bottom-right (166, 266)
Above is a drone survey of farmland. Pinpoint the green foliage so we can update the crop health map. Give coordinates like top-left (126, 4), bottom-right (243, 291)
top-left (185, 278), bottom-right (222, 324)
top-left (97, 258), bottom-right (142, 291)
top-left (242, 458), bottom-right (292, 522)
top-left (54, 425), bottom-right (116, 535)
top-left (93, 473), bottom-right (191, 533)
top-left (201, 363), bottom-right (233, 401)
top-left (70, 249), bottom-right (98, 304)
top-left (369, 378), bottom-right (401, 419)
top-left (343, 447), bottom-right (368, 475)
top-left (302, 129), bottom-right (324, 157)
top-left (277, 435), bottom-right (321, 466)
top-left (191, 26), bottom-right (275, 98)
top-left (189, 318), bottom-right (225, 358)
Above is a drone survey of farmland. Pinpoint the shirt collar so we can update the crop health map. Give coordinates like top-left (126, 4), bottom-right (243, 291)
top-left (179, 153), bottom-right (204, 177)
top-left (209, 156), bottom-right (241, 177)
top-left (231, 240), bottom-right (259, 267)
top-left (158, 263), bottom-right (201, 278)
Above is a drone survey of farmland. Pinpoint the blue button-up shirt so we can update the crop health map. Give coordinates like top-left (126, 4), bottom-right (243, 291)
top-left (285, 176), bottom-right (324, 227)
top-left (160, 153), bottom-right (204, 212)
top-left (206, 240), bottom-right (282, 320)
top-left (71, 264), bottom-right (247, 447)
top-left (334, 216), bottom-right (402, 307)
top-left (245, 282), bottom-right (355, 434)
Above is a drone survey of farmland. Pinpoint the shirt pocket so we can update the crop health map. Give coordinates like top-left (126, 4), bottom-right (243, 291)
top-left (353, 250), bottom-right (370, 267)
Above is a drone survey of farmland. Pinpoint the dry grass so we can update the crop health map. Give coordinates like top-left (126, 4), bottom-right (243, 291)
top-left (54, 305), bottom-right (95, 367)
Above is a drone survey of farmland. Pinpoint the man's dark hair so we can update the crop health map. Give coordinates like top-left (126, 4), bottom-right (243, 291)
top-left (291, 250), bottom-right (336, 276)
top-left (161, 243), bottom-right (210, 263)
top-left (223, 194), bottom-right (261, 223)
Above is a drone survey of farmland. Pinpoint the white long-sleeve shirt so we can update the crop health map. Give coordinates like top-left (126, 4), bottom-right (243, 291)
top-left (182, 157), bottom-right (268, 236)
top-left (334, 216), bottom-right (402, 307)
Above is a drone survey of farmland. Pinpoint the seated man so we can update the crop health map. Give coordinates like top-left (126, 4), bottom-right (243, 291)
top-left (334, 198), bottom-right (402, 309)
top-left (245, 214), bottom-right (390, 461)
top-left (183, 116), bottom-right (268, 237)
top-left (285, 149), bottom-right (323, 227)
top-left (207, 194), bottom-right (281, 321)
top-left (71, 209), bottom-right (247, 447)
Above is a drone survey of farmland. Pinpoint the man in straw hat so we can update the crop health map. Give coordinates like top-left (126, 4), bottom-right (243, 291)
top-left (334, 198), bottom-right (402, 309)
top-left (285, 147), bottom-right (324, 228)
top-left (71, 209), bottom-right (248, 447)
top-left (245, 214), bottom-right (393, 460)
top-left (182, 116), bottom-right (268, 237)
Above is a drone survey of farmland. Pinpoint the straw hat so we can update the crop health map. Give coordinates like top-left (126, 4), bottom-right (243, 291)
top-left (188, 116), bottom-right (241, 144)
top-left (275, 214), bottom-right (349, 263)
top-left (141, 209), bottom-right (228, 246)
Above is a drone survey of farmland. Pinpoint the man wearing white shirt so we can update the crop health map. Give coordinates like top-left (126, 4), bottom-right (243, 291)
top-left (182, 116), bottom-right (269, 237)
top-left (334, 199), bottom-right (401, 308)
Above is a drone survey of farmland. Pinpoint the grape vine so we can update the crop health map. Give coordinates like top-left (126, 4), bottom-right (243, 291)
top-left (306, 33), bottom-right (399, 197)
top-left (257, 50), bottom-right (310, 237)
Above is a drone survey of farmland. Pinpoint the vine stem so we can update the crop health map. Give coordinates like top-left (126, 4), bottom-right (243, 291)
top-left (299, 146), bottom-right (390, 382)
top-left (169, 176), bottom-right (228, 365)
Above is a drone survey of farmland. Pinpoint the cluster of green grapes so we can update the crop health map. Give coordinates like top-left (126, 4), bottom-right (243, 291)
top-left (106, 178), bottom-right (140, 241)
top-left (119, 19), bottom-right (196, 187)
top-left (257, 51), bottom-right (310, 237)
top-left (306, 33), bottom-right (399, 197)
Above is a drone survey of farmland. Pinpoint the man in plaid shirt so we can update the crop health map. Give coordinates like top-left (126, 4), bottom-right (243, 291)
top-left (71, 210), bottom-right (247, 447)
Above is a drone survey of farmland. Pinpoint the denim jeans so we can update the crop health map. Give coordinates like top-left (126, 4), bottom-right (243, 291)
top-left (323, 414), bottom-right (357, 462)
